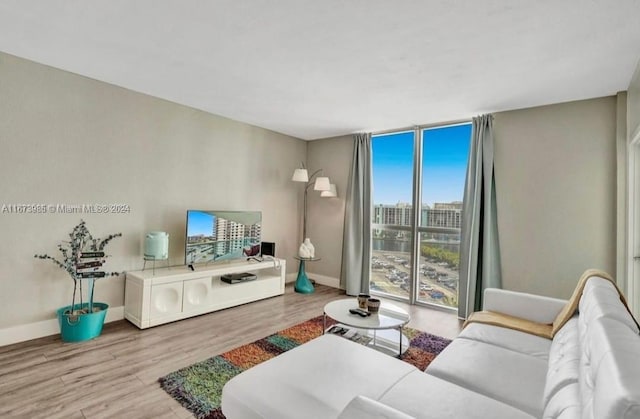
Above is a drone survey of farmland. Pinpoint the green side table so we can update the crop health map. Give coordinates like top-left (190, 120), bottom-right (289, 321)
top-left (294, 256), bottom-right (320, 294)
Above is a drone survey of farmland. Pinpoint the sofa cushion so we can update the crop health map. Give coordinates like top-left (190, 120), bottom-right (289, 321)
top-left (379, 370), bottom-right (535, 419)
top-left (578, 278), bottom-right (639, 334)
top-left (221, 334), bottom-right (417, 419)
top-left (543, 317), bottom-right (580, 406)
top-left (458, 322), bottom-right (552, 360)
top-left (483, 288), bottom-right (567, 323)
top-left (542, 383), bottom-right (580, 419)
top-left (425, 337), bottom-right (547, 417)
top-left (581, 318), bottom-right (640, 419)
top-left (337, 395), bottom-right (415, 419)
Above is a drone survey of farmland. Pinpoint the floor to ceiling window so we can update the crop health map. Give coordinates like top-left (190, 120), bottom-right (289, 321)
top-left (370, 123), bottom-right (471, 309)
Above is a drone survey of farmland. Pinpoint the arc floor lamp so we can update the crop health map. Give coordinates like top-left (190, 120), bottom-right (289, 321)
top-left (291, 163), bottom-right (337, 240)
top-left (291, 163), bottom-right (338, 294)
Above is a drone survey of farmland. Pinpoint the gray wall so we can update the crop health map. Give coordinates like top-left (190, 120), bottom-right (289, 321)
top-left (2, 48), bottom-right (621, 332)
top-left (628, 61), bottom-right (640, 139)
top-left (305, 135), bottom-right (352, 285)
top-left (0, 52), bottom-right (306, 330)
top-left (493, 97), bottom-right (617, 298)
top-left (305, 98), bottom-right (618, 300)
top-left (625, 60), bottom-right (640, 317)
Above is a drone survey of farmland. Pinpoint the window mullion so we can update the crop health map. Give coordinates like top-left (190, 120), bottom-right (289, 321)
top-left (410, 127), bottom-right (423, 305)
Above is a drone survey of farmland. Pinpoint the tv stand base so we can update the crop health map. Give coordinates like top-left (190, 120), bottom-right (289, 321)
top-left (124, 259), bottom-right (286, 329)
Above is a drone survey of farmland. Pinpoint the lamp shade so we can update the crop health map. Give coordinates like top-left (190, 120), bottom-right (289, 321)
top-left (314, 176), bottom-right (331, 191)
top-left (292, 168), bottom-right (309, 182)
top-left (321, 183), bottom-right (338, 198)
top-left (144, 232), bottom-right (169, 260)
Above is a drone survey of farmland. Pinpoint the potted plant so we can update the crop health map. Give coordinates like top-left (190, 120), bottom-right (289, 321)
top-left (35, 220), bottom-right (121, 342)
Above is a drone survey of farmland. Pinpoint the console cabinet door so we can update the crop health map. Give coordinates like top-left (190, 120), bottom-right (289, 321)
top-left (150, 282), bottom-right (183, 319)
top-left (183, 277), bottom-right (213, 311)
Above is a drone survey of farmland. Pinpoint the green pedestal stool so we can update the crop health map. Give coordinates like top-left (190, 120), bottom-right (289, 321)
top-left (294, 256), bottom-right (320, 294)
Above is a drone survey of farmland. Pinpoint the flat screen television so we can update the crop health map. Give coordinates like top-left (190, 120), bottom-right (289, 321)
top-left (185, 210), bottom-right (262, 265)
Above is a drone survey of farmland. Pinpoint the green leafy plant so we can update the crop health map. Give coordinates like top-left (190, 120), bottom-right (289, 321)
top-left (420, 244), bottom-right (460, 270)
top-left (35, 220), bottom-right (122, 315)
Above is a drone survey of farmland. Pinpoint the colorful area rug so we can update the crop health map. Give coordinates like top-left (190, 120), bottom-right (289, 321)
top-left (159, 315), bottom-right (451, 419)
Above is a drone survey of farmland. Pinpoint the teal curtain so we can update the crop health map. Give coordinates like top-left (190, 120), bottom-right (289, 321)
top-left (458, 115), bottom-right (502, 319)
top-left (340, 133), bottom-right (372, 295)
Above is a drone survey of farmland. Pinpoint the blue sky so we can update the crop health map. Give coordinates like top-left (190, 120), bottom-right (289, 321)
top-left (187, 210), bottom-right (215, 236)
top-left (372, 124), bottom-right (471, 206)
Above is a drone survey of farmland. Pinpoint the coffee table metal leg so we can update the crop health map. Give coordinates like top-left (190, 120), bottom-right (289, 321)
top-left (398, 326), bottom-right (403, 358)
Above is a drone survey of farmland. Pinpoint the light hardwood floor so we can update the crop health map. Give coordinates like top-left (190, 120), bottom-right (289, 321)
top-left (0, 284), bottom-right (462, 419)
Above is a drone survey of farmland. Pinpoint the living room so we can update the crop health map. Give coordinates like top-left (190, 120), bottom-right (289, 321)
top-left (1, 2), bottom-right (640, 418)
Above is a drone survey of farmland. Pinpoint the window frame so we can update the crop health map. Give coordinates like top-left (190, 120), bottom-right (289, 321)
top-left (370, 121), bottom-right (471, 310)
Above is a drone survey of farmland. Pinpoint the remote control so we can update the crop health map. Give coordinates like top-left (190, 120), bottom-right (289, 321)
top-left (349, 308), bottom-right (371, 317)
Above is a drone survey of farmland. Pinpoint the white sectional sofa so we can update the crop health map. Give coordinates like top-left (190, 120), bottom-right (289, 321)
top-left (221, 275), bottom-right (640, 419)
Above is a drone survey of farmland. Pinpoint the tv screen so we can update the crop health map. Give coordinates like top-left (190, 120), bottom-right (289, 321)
top-left (186, 210), bottom-right (262, 264)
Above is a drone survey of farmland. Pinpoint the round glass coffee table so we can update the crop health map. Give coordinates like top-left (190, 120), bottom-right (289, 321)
top-left (323, 298), bottom-right (410, 357)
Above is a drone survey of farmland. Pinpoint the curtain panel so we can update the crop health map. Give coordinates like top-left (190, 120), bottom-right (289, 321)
top-left (458, 115), bottom-right (502, 319)
top-left (340, 133), bottom-right (372, 295)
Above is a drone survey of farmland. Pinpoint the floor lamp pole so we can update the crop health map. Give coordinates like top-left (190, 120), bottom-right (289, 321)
top-left (302, 169), bottom-right (323, 242)
top-left (303, 186), bottom-right (308, 240)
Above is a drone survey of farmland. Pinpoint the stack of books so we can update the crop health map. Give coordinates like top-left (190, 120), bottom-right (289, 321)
top-left (326, 325), bottom-right (373, 345)
top-left (76, 251), bottom-right (106, 279)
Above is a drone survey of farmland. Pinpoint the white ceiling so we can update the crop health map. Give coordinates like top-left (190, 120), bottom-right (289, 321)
top-left (1, 1), bottom-right (639, 140)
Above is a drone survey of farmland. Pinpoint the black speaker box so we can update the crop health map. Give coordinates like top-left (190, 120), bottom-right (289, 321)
top-left (261, 241), bottom-right (275, 257)
top-left (221, 272), bottom-right (257, 284)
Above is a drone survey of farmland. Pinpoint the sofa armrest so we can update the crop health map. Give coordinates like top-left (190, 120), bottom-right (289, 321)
top-left (337, 396), bottom-right (416, 419)
top-left (483, 288), bottom-right (567, 324)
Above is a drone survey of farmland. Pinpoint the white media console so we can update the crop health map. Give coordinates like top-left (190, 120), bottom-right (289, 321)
top-left (124, 258), bottom-right (286, 329)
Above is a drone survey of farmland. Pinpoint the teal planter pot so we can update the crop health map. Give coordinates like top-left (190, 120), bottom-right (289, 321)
top-left (57, 302), bottom-right (108, 342)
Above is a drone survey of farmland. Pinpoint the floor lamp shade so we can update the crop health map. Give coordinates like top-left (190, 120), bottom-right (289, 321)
top-left (291, 166), bottom-right (333, 241)
top-left (144, 231), bottom-right (169, 260)
top-left (314, 176), bottom-right (331, 191)
top-left (321, 183), bottom-right (338, 197)
top-left (292, 168), bottom-right (309, 182)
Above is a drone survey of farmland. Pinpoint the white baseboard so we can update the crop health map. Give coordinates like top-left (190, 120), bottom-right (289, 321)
top-left (0, 305), bottom-right (125, 347)
top-left (306, 272), bottom-right (341, 289)
top-left (285, 272), bottom-right (297, 283)
top-left (286, 271), bottom-right (341, 289)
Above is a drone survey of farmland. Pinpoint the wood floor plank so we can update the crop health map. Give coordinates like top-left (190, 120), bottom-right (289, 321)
top-left (0, 353), bottom-right (49, 376)
top-left (0, 334), bottom-right (58, 356)
top-left (0, 284), bottom-right (462, 418)
top-left (0, 349), bottom-right (115, 395)
top-left (80, 386), bottom-right (180, 419)
top-left (42, 375), bottom-right (145, 419)
top-left (0, 377), bottom-right (66, 417)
